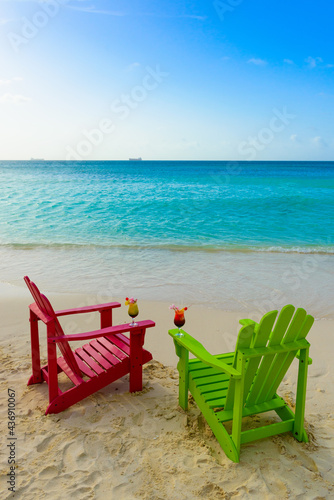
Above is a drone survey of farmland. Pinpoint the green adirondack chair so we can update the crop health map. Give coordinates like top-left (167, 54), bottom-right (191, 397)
top-left (169, 305), bottom-right (314, 463)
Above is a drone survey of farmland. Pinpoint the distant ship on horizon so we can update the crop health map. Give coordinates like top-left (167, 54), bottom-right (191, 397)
top-left (129, 157), bottom-right (142, 161)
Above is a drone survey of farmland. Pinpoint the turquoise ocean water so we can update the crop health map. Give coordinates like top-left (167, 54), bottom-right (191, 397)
top-left (1, 161), bottom-right (333, 318)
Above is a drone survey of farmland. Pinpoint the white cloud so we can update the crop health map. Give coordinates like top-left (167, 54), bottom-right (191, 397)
top-left (175, 138), bottom-right (200, 150)
top-left (68, 5), bottom-right (125, 16)
top-left (4, 2), bottom-right (206, 21)
top-left (305, 56), bottom-right (323, 68)
top-left (0, 0), bottom-right (88, 2)
top-left (247, 58), bottom-right (267, 66)
top-left (0, 18), bottom-right (10, 25)
top-left (0, 77), bottom-right (23, 85)
top-left (283, 59), bottom-right (294, 65)
top-left (126, 62), bottom-right (141, 72)
top-left (311, 136), bottom-right (328, 148)
top-left (290, 134), bottom-right (298, 142)
top-left (318, 91), bottom-right (334, 98)
top-left (325, 63), bottom-right (334, 68)
top-left (0, 93), bottom-right (31, 104)
top-left (181, 15), bottom-right (207, 20)
top-left (67, 6), bottom-right (206, 20)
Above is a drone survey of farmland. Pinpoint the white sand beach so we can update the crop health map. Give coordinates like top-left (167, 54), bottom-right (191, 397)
top-left (0, 283), bottom-right (333, 499)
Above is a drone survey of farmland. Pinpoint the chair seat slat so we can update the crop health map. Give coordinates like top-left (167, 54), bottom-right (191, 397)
top-left (90, 339), bottom-right (122, 366)
top-left (106, 334), bottom-right (131, 356)
top-left (74, 353), bottom-right (96, 378)
top-left (82, 345), bottom-right (112, 371)
top-left (75, 347), bottom-right (105, 375)
top-left (57, 357), bottom-right (84, 386)
top-left (99, 337), bottom-right (128, 361)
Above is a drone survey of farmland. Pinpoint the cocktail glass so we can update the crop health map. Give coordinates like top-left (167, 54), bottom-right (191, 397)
top-left (125, 297), bottom-right (138, 327)
top-left (170, 305), bottom-right (188, 337)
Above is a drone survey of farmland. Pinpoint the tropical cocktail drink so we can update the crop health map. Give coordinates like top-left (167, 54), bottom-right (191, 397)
top-left (170, 304), bottom-right (188, 337)
top-left (125, 297), bottom-right (138, 327)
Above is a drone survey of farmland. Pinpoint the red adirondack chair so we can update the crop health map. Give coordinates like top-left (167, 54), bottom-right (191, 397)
top-left (24, 276), bottom-right (155, 414)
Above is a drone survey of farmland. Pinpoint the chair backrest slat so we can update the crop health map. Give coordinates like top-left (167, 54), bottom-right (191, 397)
top-left (254, 307), bottom-right (307, 404)
top-left (224, 305), bottom-right (313, 412)
top-left (246, 304), bottom-right (295, 406)
top-left (262, 313), bottom-right (314, 403)
top-left (224, 323), bottom-right (255, 410)
top-left (24, 276), bottom-right (81, 376)
top-left (241, 310), bottom-right (278, 404)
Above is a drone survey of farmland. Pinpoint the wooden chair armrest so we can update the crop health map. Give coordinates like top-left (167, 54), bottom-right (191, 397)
top-left (29, 303), bottom-right (54, 324)
top-left (239, 318), bottom-right (259, 330)
top-left (55, 302), bottom-right (121, 317)
top-left (48, 320), bottom-right (155, 343)
top-left (168, 329), bottom-right (241, 379)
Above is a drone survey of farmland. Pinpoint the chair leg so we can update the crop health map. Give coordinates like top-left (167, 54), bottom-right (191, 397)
top-left (129, 329), bottom-right (144, 392)
top-left (46, 321), bottom-right (59, 405)
top-left (47, 341), bottom-right (59, 404)
top-left (293, 347), bottom-right (309, 442)
top-left (177, 346), bottom-right (189, 411)
top-left (29, 310), bottom-right (42, 384)
top-left (173, 341), bottom-right (189, 410)
top-left (231, 356), bottom-right (245, 460)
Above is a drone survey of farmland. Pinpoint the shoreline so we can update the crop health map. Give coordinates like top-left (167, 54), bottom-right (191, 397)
top-left (1, 242), bottom-right (334, 321)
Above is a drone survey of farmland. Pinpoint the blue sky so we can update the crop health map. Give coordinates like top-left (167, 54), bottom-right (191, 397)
top-left (0, 0), bottom-right (333, 160)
